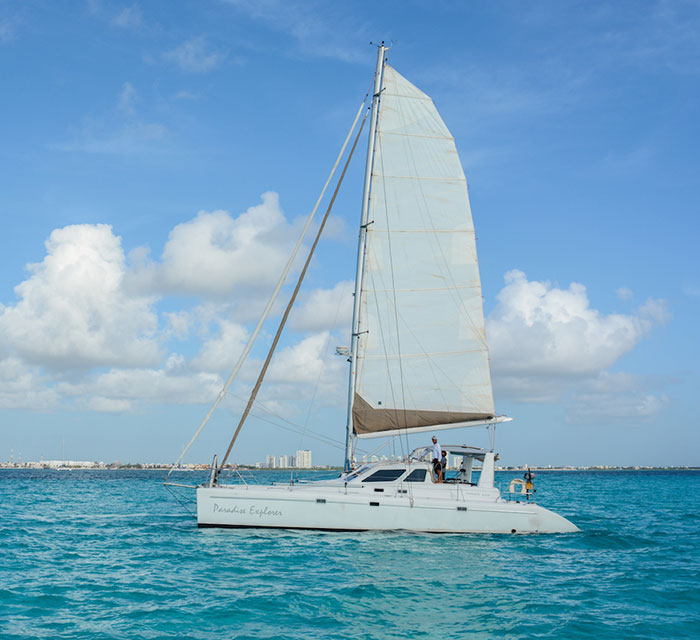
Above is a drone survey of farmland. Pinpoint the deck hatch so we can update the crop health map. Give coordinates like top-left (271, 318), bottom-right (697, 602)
top-left (370, 501), bottom-right (380, 506)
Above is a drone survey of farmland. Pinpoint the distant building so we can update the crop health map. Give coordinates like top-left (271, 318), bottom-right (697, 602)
top-left (279, 455), bottom-right (289, 468)
top-left (296, 449), bottom-right (312, 468)
top-left (266, 455), bottom-right (276, 469)
top-left (43, 460), bottom-right (96, 468)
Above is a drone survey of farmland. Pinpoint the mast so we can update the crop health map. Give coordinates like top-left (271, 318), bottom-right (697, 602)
top-left (344, 43), bottom-right (386, 472)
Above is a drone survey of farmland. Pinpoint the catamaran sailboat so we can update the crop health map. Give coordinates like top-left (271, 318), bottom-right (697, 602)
top-left (170, 44), bottom-right (578, 534)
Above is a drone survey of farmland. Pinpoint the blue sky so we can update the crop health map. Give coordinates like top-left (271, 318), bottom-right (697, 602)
top-left (1, 0), bottom-right (698, 467)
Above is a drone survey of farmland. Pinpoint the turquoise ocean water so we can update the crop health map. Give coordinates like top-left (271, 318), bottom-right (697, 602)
top-left (1, 469), bottom-right (699, 639)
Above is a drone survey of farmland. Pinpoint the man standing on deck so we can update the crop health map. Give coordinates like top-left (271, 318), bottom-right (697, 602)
top-left (431, 436), bottom-right (443, 483)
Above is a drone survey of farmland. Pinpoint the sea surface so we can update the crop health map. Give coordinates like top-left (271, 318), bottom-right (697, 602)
top-left (1, 469), bottom-right (698, 639)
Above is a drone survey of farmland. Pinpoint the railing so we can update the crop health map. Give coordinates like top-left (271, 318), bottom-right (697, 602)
top-left (499, 478), bottom-right (536, 503)
top-left (218, 468), bottom-right (257, 486)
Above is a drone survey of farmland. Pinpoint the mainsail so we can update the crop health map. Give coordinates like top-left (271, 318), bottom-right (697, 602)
top-left (352, 65), bottom-right (495, 437)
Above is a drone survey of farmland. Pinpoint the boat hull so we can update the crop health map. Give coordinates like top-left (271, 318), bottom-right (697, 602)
top-left (196, 485), bottom-right (578, 534)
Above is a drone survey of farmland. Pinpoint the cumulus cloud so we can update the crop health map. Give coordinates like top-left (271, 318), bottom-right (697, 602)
top-left (191, 318), bottom-right (248, 373)
top-left (59, 365), bottom-right (223, 413)
top-left (488, 269), bottom-right (667, 377)
top-left (267, 332), bottom-right (333, 383)
top-left (0, 357), bottom-right (60, 410)
top-left (127, 192), bottom-right (299, 299)
top-left (566, 372), bottom-right (669, 424)
top-left (0, 191), bottom-right (351, 415)
top-left (0, 224), bottom-right (161, 370)
top-left (486, 269), bottom-right (670, 421)
top-left (163, 37), bottom-right (223, 72)
top-left (289, 280), bottom-right (352, 331)
top-left (251, 331), bottom-right (346, 413)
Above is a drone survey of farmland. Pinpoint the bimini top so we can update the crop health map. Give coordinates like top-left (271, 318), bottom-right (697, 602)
top-left (409, 445), bottom-right (490, 462)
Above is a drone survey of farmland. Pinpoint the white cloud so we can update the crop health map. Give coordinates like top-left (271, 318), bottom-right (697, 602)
top-left (0, 357), bottom-right (60, 410)
top-left (616, 287), bottom-right (634, 301)
top-left (566, 372), bottom-right (669, 424)
top-left (61, 366), bottom-right (223, 413)
top-left (57, 82), bottom-right (167, 154)
top-left (112, 4), bottom-right (142, 29)
top-left (0, 17), bottom-right (16, 44)
top-left (127, 192), bottom-right (300, 298)
top-left (191, 319), bottom-right (248, 373)
top-left (0, 193), bottom-right (348, 414)
top-left (289, 280), bottom-right (352, 332)
top-left (487, 269), bottom-right (669, 421)
top-left (222, 0), bottom-right (366, 63)
top-left (118, 82), bottom-right (136, 116)
top-left (683, 284), bottom-right (700, 298)
top-left (488, 269), bottom-right (667, 378)
top-left (174, 90), bottom-right (199, 101)
top-left (267, 332), bottom-right (333, 384)
top-left (0, 224), bottom-right (161, 370)
top-left (163, 311), bottom-right (191, 340)
top-left (163, 37), bottom-right (223, 73)
top-left (253, 331), bottom-right (346, 413)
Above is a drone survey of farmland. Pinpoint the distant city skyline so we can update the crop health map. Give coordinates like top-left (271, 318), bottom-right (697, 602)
top-left (260, 449), bottom-right (312, 469)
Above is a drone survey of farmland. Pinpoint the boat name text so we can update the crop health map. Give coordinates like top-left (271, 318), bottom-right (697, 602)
top-left (213, 503), bottom-right (283, 518)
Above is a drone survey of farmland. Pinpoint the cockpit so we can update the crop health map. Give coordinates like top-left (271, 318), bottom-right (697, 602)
top-left (409, 444), bottom-right (491, 485)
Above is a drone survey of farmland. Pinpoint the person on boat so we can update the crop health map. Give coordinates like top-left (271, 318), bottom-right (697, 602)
top-left (431, 436), bottom-right (443, 483)
top-left (440, 451), bottom-right (448, 477)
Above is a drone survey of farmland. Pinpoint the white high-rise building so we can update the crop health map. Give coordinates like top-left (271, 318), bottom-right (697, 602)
top-left (279, 455), bottom-right (289, 468)
top-left (295, 449), bottom-right (312, 468)
top-left (266, 455), bottom-right (276, 469)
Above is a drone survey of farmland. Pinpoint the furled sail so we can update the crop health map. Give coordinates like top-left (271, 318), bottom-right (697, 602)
top-left (353, 65), bottom-right (494, 437)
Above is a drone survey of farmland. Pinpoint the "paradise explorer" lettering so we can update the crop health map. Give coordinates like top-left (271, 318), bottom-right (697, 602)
top-left (213, 503), bottom-right (283, 518)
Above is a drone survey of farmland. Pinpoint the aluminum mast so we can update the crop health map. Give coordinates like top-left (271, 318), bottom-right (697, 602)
top-left (344, 43), bottom-right (386, 472)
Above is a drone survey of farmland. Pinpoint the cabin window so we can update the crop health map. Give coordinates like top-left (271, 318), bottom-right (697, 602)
top-left (362, 469), bottom-right (405, 483)
top-left (346, 465), bottom-right (370, 481)
top-left (404, 469), bottom-right (427, 483)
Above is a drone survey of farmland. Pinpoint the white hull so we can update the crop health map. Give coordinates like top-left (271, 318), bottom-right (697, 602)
top-left (197, 481), bottom-right (578, 534)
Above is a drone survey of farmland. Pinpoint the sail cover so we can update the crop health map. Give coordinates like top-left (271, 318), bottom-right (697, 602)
top-left (353, 65), bottom-right (495, 437)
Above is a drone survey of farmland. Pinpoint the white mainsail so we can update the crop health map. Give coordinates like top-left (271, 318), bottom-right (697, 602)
top-left (353, 65), bottom-right (495, 437)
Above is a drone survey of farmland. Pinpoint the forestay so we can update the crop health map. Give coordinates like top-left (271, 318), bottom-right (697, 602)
top-left (353, 65), bottom-right (494, 437)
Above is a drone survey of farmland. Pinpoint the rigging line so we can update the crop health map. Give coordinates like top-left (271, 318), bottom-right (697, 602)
top-left (296, 280), bottom-right (352, 451)
top-left (377, 123), bottom-right (410, 461)
top-left (225, 387), bottom-right (370, 454)
top-left (394, 312), bottom-right (452, 412)
top-left (401, 108), bottom-right (488, 353)
top-left (164, 96), bottom-right (369, 482)
top-left (365, 437), bottom-right (395, 459)
top-left (217, 110), bottom-right (370, 474)
top-left (248, 402), bottom-right (346, 448)
top-left (389, 79), bottom-right (484, 421)
top-left (366, 255), bottom-right (401, 437)
top-left (247, 409), bottom-right (347, 451)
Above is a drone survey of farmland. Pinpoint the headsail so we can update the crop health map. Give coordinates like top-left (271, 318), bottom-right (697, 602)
top-left (353, 65), bottom-right (495, 438)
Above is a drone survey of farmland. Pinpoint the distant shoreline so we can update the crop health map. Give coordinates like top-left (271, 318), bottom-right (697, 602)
top-left (1, 465), bottom-right (698, 472)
